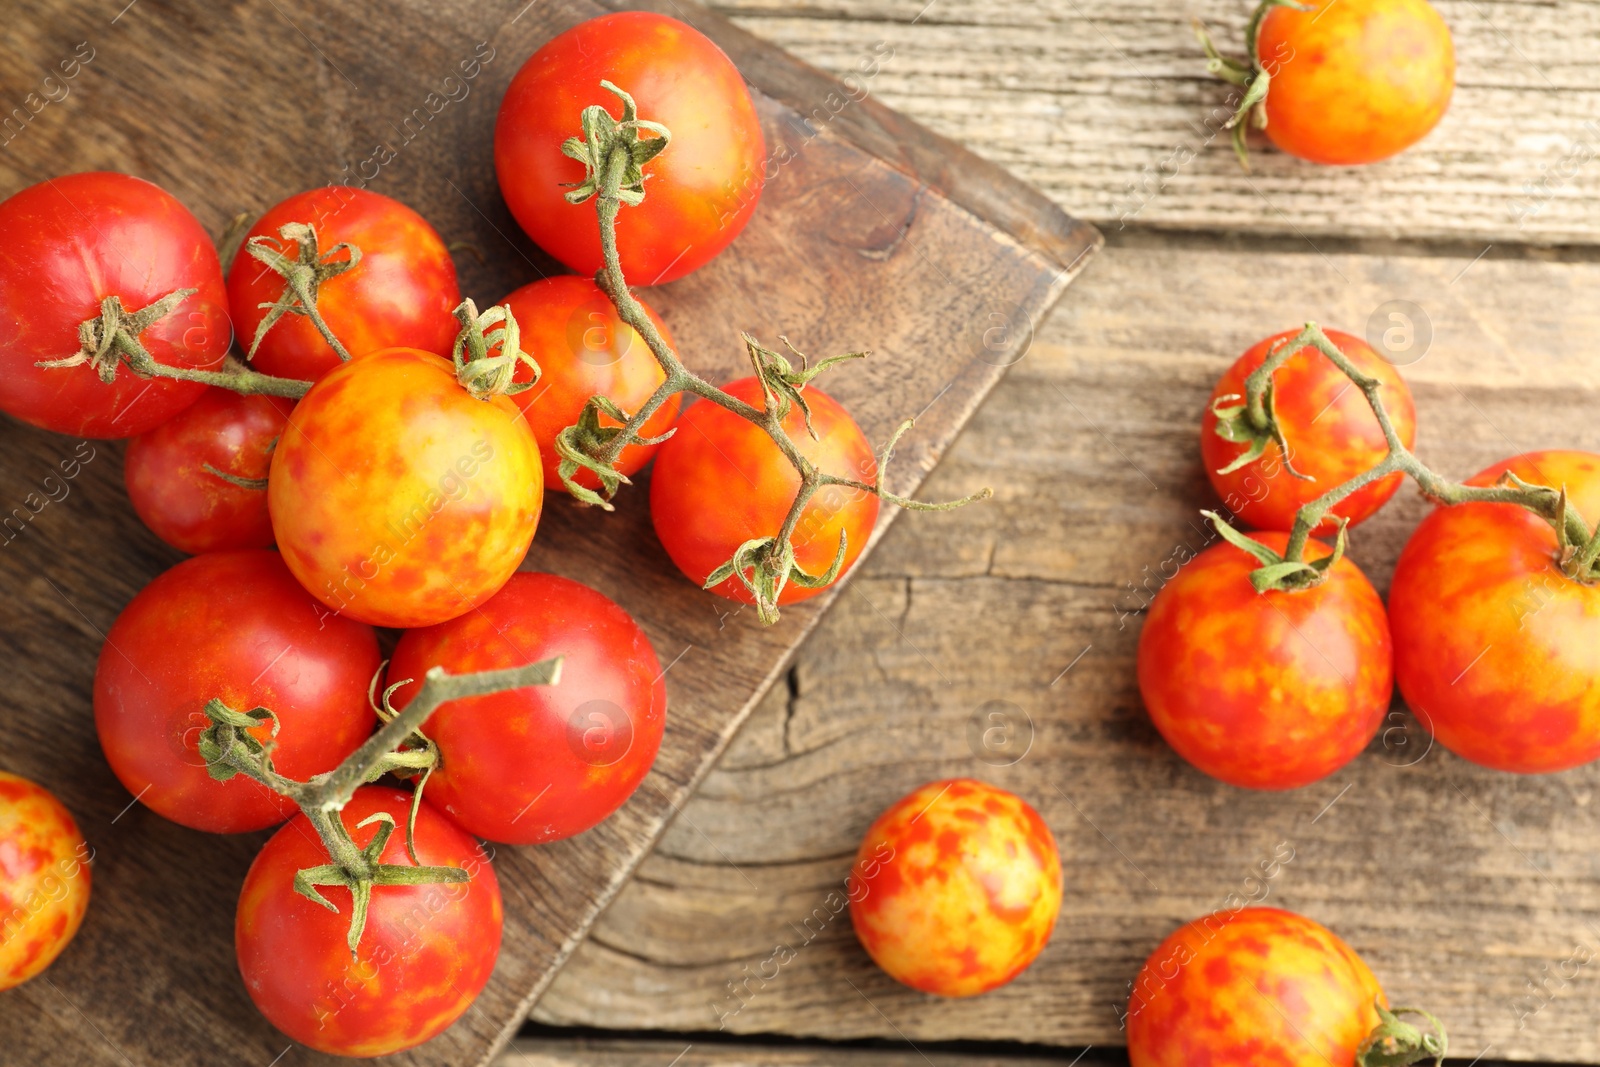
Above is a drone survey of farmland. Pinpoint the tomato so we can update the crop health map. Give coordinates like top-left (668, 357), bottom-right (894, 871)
top-left (1127, 907), bottom-right (1385, 1066)
top-left (123, 387), bottom-right (292, 554)
top-left (388, 572), bottom-right (666, 844)
top-left (650, 377), bottom-right (879, 606)
top-left (235, 786), bottom-right (500, 1056)
top-left (495, 12), bottom-right (766, 285)
top-left (1137, 530), bottom-right (1390, 789)
top-left (1389, 450), bottom-right (1600, 773)
top-left (0, 172), bottom-right (231, 437)
top-left (1201, 328), bottom-right (1416, 533)
top-left (499, 275), bottom-right (680, 493)
top-left (848, 778), bottom-right (1060, 997)
top-left (227, 186), bottom-right (460, 380)
top-left (268, 347), bottom-right (543, 628)
top-left (1256, 0), bottom-right (1454, 165)
top-left (0, 772), bottom-right (91, 990)
top-left (94, 550), bottom-right (379, 833)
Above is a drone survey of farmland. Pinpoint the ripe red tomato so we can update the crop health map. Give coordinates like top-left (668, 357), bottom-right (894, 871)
top-left (495, 12), bottom-right (766, 285)
top-left (235, 786), bottom-right (501, 1056)
top-left (1127, 907), bottom-right (1386, 1066)
top-left (94, 550), bottom-right (379, 833)
top-left (1201, 328), bottom-right (1416, 533)
top-left (1256, 0), bottom-right (1454, 165)
top-left (268, 347), bottom-right (543, 628)
top-left (499, 275), bottom-right (681, 493)
top-left (1390, 450), bottom-right (1600, 773)
top-left (1137, 530), bottom-right (1391, 789)
top-left (123, 387), bottom-right (292, 554)
top-left (650, 377), bottom-right (879, 606)
top-left (388, 572), bottom-right (666, 844)
top-left (227, 186), bottom-right (460, 380)
top-left (0, 172), bottom-right (231, 437)
top-left (848, 778), bottom-right (1061, 997)
top-left (0, 772), bottom-right (91, 990)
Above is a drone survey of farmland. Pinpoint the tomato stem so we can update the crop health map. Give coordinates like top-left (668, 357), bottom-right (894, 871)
top-left (1211, 321), bottom-right (1600, 591)
top-left (559, 81), bottom-right (989, 623)
top-left (241, 221), bottom-right (361, 363)
top-left (1356, 1001), bottom-right (1447, 1067)
top-left (1193, 0), bottom-right (1314, 170)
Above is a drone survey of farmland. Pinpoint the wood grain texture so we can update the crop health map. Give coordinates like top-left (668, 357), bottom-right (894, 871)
top-left (532, 236), bottom-right (1600, 1063)
top-left (0, 2), bottom-right (1095, 1065)
top-left (706, 0), bottom-right (1600, 246)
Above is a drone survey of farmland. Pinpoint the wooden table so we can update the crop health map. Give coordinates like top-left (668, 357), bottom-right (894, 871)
top-left (507, 1), bottom-right (1600, 1064)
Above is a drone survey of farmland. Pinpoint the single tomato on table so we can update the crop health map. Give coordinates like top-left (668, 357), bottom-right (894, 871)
top-left (94, 550), bottom-right (379, 833)
top-left (1137, 530), bottom-right (1391, 789)
top-left (849, 778), bottom-right (1061, 997)
top-left (268, 347), bottom-right (543, 628)
top-left (1389, 450), bottom-right (1600, 773)
top-left (235, 786), bottom-right (501, 1057)
top-left (495, 11), bottom-right (766, 284)
top-left (228, 186), bottom-right (460, 380)
top-left (1201, 328), bottom-right (1416, 533)
top-left (0, 171), bottom-right (231, 437)
top-left (123, 387), bottom-right (292, 554)
top-left (498, 275), bottom-right (681, 493)
top-left (0, 772), bottom-right (91, 991)
top-left (650, 377), bottom-right (879, 606)
top-left (388, 572), bottom-right (667, 845)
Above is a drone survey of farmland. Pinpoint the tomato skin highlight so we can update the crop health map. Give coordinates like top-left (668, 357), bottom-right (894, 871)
top-left (388, 572), bottom-right (666, 845)
top-left (0, 772), bottom-right (91, 991)
top-left (124, 388), bottom-right (292, 554)
top-left (649, 377), bottom-right (879, 606)
top-left (0, 171), bottom-right (231, 437)
top-left (1257, 0), bottom-right (1455, 165)
top-left (1390, 450), bottom-right (1600, 773)
top-left (1137, 531), bottom-right (1391, 790)
top-left (499, 276), bottom-right (681, 493)
top-left (849, 778), bottom-right (1061, 997)
top-left (268, 347), bottom-right (543, 628)
top-left (235, 786), bottom-right (501, 1057)
top-left (1127, 907), bottom-right (1385, 1067)
top-left (495, 12), bottom-right (766, 284)
top-left (93, 550), bottom-right (379, 833)
top-left (1201, 328), bottom-right (1416, 533)
top-left (227, 186), bottom-right (460, 380)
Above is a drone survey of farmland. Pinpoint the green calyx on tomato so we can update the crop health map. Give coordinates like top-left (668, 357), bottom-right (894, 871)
top-left (240, 220), bottom-right (362, 363)
top-left (558, 79), bottom-right (672, 209)
top-left (1193, 0), bottom-right (1314, 168)
top-left (450, 297), bottom-right (543, 400)
top-left (1356, 1002), bottom-right (1448, 1067)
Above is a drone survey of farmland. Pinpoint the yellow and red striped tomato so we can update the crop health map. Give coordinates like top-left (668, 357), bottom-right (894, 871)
top-left (0, 772), bottom-right (91, 990)
top-left (235, 787), bottom-right (500, 1056)
top-left (1201, 328), bottom-right (1416, 533)
top-left (848, 778), bottom-right (1061, 997)
top-left (268, 347), bottom-right (543, 628)
top-left (1390, 450), bottom-right (1600, 773)
top-left (1256, 0), bottom-right (1454, 165)
top-left (1127, 907), bottom-right (1385, 1067)
top-left (1138, 530), bottom-right (1391, 790)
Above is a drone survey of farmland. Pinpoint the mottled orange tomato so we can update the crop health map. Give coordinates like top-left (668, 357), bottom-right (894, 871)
top-left (235, 786), bottom-right (500, 1056)
top-left (94, 550), bottom-right (379, 833)
top-left (228, 186), bottom-right (460, 380)
top-left (1127, 907), bottom-right (1385, 1066)
top-left (650, 377), bottom-right (879, 606)
top-left (1202, 328), bottom-right (1416, 533)
top-left (499, 276), bottom-right (681, 493)
top-left (1137, 530), bottom-right (1391, 789)
top-left (268, 347), bottom-right (543, 628)
top-left (124, 387), bottom-right (292, 554)
top-left (1257, 0), bottom-right (1454, 165)
top-left (1390, 450), bottom-right (1600, 773)
top-left (848, 778), bottom-right (1061, 997)
top-left (0, 772), bottom-right (91, 990)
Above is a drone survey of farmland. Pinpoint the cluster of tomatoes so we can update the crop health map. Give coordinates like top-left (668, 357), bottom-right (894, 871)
top-left (0, 11), bottom-right (896, 1057)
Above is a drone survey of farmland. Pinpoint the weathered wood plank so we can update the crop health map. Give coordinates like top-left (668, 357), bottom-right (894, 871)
top-left (708, 0), bottom-right (1600, 246)
top-left (532, 237), bottom-right (1600, 1063)
top-left (0, 2), bottom-right (1095, 1065)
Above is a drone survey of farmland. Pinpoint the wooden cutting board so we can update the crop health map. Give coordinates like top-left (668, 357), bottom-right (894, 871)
top-left (0, 1), bottom-right (1098, 1064)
